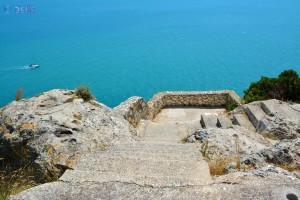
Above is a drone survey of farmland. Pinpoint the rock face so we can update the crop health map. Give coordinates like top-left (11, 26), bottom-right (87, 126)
top-left (113, 96), bottom-right (149, 127)
top-left (231, 99), bottom-right (300, 139)
top-left (0, 89), bottom-right (136, 180)
top-left (188, 99), bottom-right (300, 171)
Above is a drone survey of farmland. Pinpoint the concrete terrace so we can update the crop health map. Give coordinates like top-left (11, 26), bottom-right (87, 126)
top-left (137, 106), bottom-right (228, 143)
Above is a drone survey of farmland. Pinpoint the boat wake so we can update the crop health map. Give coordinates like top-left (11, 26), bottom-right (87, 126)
top-left (0, 65), bottom-right (33, 71)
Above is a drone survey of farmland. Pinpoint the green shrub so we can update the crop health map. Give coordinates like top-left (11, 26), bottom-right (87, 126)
top-left (244, 69), bottom-right (300, 103)
top-left (15, 88), bottom-right (23, 101)
top-left (75, 85), bottom-right (94, 102)
top-left (225, 101), bottom-right (238, 111)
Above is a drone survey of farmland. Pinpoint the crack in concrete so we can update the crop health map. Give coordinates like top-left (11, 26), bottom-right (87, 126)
top-left (58, 179), bottom-right (212, 189)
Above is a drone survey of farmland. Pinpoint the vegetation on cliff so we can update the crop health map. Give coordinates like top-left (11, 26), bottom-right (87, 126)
top-left (243, 69), bottom-right (300, 103)
top-left (75, 85), bottom-right (94, 102)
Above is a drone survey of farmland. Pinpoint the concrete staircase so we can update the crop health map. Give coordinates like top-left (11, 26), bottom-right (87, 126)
top-left (200, 113), bottom-right (232, 129)
top-left (60, 142), bottom-right (211, 188)
top-left (57, 100), bottom-right (299, 198)
top-left (59, 115), bottom-right (212, 190)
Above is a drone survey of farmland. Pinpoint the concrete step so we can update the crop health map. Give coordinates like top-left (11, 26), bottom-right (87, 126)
top-left (75, 155), bottom-right (209, 179)
top-left (103, 150), bottom-right (200, 161)
top-left (110, 142), bottom-right (199, 154)
top-left (60, 170), bottom-right (211, 187)
top-left (14, 181), bottom-right (221, 200)
top-left (140, 120), bottom-right (200, 144)
top-left (233, 113), bottom-right (256, 132)
top-left (216, 116), bottom-right (232, 128)
top-left (142, 122), bottom-right (182, 143)
top-left (200, 113), bottom-right (218, 128)
top-left (141, 137), bottom-right (182, 143)
top-left (261, 99), bottom-right (282, 116)
top-left (244, 104), bottom-right (267, 128)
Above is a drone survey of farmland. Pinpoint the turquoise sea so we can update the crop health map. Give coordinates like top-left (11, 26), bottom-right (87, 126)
top-left (1, 0), bottom-right (300, 107)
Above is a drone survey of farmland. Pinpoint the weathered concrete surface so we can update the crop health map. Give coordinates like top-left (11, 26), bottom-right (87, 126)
top-left (245, 103), bottom-right (268, 127)
top-left (217, 116), bottom-right (232, 128)
top-left (153, 106), bottom-right (227, 123)
top-left (200, 113), bottom-right (218, 128)
top-left (11, 172), bottom-right (300, 200)
top-left (233, 113), bottom-right (256, 132)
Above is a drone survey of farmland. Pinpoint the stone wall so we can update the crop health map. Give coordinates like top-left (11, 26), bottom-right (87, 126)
top-left (147, 90), bottom-right (241, 119)
top-left (114, 91), bottom-right (241, 125)
top-left (113, 96), bottom-right (149, 127)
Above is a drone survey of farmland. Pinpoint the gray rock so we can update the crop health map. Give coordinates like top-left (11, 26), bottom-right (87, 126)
top-left (252, 165), bottom-right (296, 178)
top-left (0, 89), bottom-right (136, 180)
top-left (187, 135), bottom-right (196, 143)
top-left (259, 114), bottom-right (300, 139)
top-left (261, 148), bottom-right (293, 165)
top-left (193, 129), bottom-right (209, 142)
top-left (241, 152), bottom-right (266, 168)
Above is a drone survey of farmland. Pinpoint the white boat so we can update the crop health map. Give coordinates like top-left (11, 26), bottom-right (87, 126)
top-left (29, 64), bottom-right (40, 69)
top-left (28, 54), bottom-right (40, 69)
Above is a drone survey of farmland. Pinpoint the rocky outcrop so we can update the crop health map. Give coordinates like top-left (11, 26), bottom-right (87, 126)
top-left (188, 99), bottom-right (300, 172)
top-left (231, 99), bottom-right (300, 139)
top-left (0, 89), bottom-right (136, 181)
top-left (113, 96), bottom-right (149, 127)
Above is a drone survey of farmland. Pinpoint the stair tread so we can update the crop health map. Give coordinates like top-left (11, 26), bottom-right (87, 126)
top-left (104, 150), bottom-right (199, 160)
top-left (217, 116), bottom-right (232, 128)
top-left (245, 104), bottom-right (267, 127)
top-left (75, 156), bottom-right (208, 178)
top-left (233, 113), bottom-right (256, 132)
top-left (60, 170), bottom-right (211, 187)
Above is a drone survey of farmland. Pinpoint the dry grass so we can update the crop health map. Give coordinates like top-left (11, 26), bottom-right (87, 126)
top-left (208, 156), bottom-right (234, 176)
top-left (15, 88), bottom-right (23, 101)
top-left (88, 100), bottom-right (101, 107)
top-left (201, 139), bottom-right (242, 176)
top-left (0, 125), bottom-right (7, 134)
top-left (181, 130), bottom-right (190, 143)
top-left (276, 162), bottom-right (300, 172)
top-left (234, 138), bottom-right (241, 170)
top-left (0, 166), bottom-right (37, 200)
top-left (200, 140), bottom-right (210, 159)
